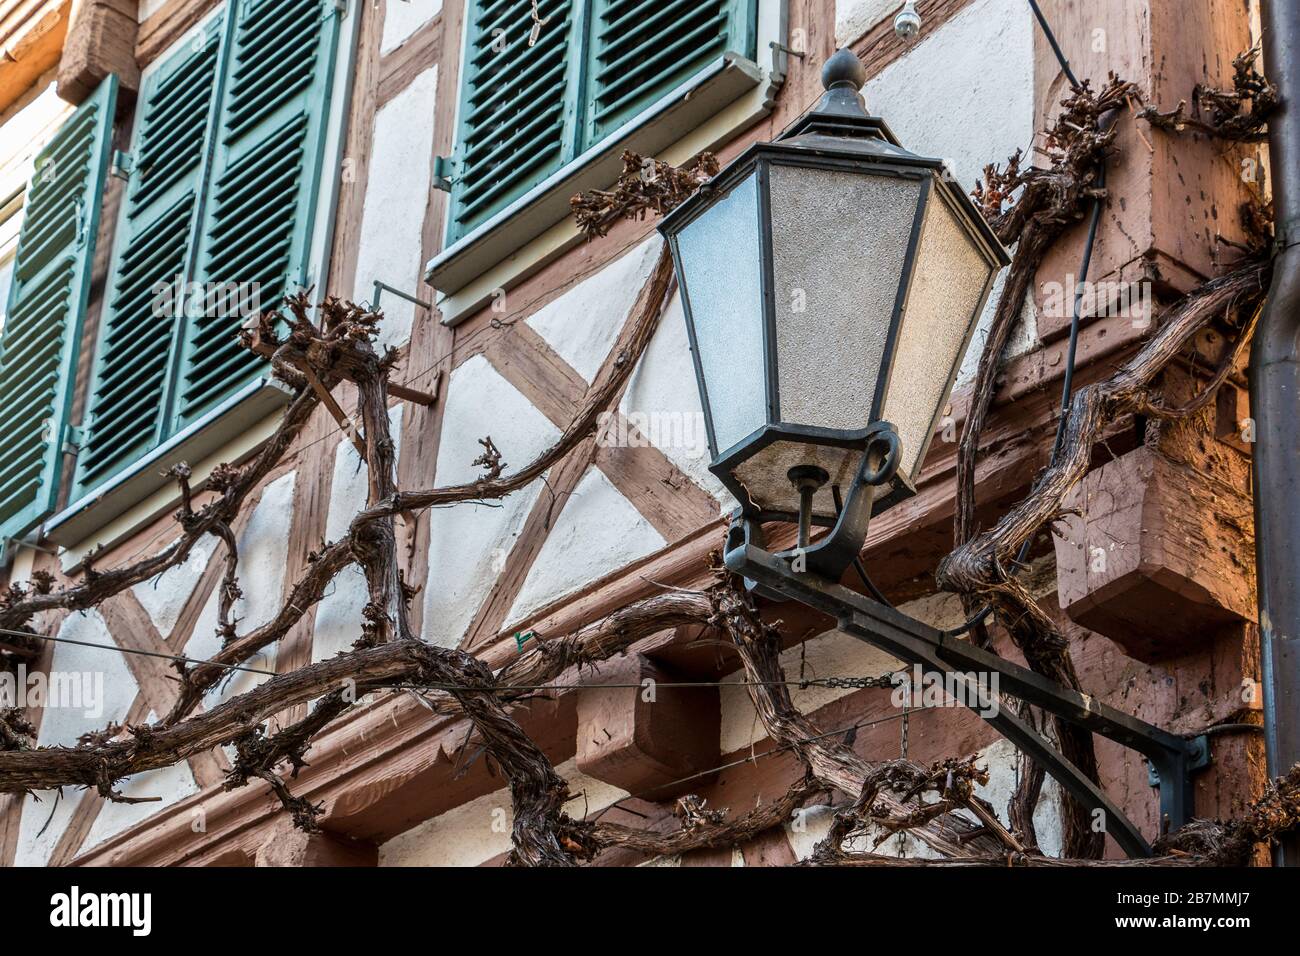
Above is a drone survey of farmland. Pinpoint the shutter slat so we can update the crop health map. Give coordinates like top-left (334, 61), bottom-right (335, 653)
top-left (0, 76), bottom-right (117, 540)
top-left (462, 36), bottom-right (567, 132)
top-left (597, 0), bottom-right (707, 47)
top-left (459, 118), bottom-right (566, 217)
top-left (461, 96), bottom-right (564, 172)
top-left (12, 114), bottom-right (96, 283)
top-left (0, 435), bottom-right (48, 489)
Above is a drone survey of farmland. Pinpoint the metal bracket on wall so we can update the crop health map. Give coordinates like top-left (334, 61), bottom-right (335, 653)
top-left (769, 40), bottom-right (807, 59)
top-left (61, 423), bottom-right (84, 455)
top-left (109, 150), bottom-right (132, 181)
top-left (1149, 736), bottom-right (1210, 787)
top-left (372, 280), bottom-right (432, 313)
top-left (723, 513), bottom-right (1213, 859)
top-left (432, 156), bottom-right (455, 192)
top-left (369, 281), bottom-right (440, 408)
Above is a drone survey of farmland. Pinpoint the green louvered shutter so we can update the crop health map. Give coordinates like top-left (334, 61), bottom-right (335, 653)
top-left (74, 22), bottom-right (225, 496)
top-left (0, 76), bottom-right (117, 542)
top-left (446, 0), bottom-right (583, 242)
top-left (177, 0), bottom-right (341, 427)
top-left (584, 0), bottom-right (756, 142)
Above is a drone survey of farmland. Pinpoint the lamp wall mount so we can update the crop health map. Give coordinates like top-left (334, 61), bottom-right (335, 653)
top-left (723, 512), bottom-right (1212, 858)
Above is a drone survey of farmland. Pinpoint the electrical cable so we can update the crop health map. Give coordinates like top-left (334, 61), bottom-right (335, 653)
top-left (0, 626), bottom-right (276, 676)
top-left (1, 624), bottom-right (903, 692)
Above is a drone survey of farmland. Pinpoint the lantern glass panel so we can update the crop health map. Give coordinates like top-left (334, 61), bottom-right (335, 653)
top-left (881, 189), bottom-right (997, 482)
top-left (674, 170), bottom-right (766, 457)
top-left (767, 163), bottom-right (923, 433)
top-left (732, 439), bottom-right (866, 520)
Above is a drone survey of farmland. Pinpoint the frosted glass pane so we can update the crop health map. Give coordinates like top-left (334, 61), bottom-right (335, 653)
top-left (676, 172), bottom-right (766, 455)
top-left (733, 440), bottom-right (861, 519)
top-left (768, 165), bottom-right (921, 431)
top-left (883, 192), bottom-right (994, 481)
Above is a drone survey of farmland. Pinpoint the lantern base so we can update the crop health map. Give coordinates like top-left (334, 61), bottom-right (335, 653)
top-left (720, 421), bottom-right (903, 587)
top-left (710, 421), bottom-right (914, 527)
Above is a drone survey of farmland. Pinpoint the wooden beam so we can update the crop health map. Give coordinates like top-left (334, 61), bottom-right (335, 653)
top-left (482, 324), bottom-right (717, 542)
top-left (375, 9), bottom-right (441, 108)
top-left (396, 0), bottom-right (462, 641)
top-left (58, 0), bottom-right (140, 104)
top-left (273, 405), bottom-right (339, 725)
top-left (254, 821), bottom-right (376, 866)
top-left (1054, 446), bottom-right (1255, 662)
top-left (574, 653), bottom-right (720, 797)
top-left (135, 0), bottom-right (218, 66)
top-left (0, 0), bottom-right (69, 114)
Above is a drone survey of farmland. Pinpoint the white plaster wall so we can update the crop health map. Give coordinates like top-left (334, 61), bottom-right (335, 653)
top-left (132, 534), bottom-right (219, 640)
top-left (33, 610), bottom-right (138, 748)
top-left (84, 762), bottom-right (199, 850)
top-left (422, 356), bottom-right (558, 646)
top-left (865, 0), bottom-right (1033, 188)
top-left (313, 407), bottom-right (404, 662)
top-left (527, 237), bottom-right (663, 382)
top-left (835, 0), bottom-right (901, 46)
top-left (863, 0), bottom-right (1038, 390)
top-left (503, 467), bottom-right (666, 628)
top-left (619, 288), bottom-right (729, 504)
top-left (183, 471), bottom-right (298, 710)
top-left (84, 710), bottom-right (199, 851)
top-left (378, 758), bottom-right (627, 866)
top-left (956, 262), bottom-right (1037, 389)
top-left (14, 790), bottom-right (79, 867)
top-left (974, 737), bottom-right (1064, 856)
top-left (14, 610), bottom-right (139, 865)
top-left (355, 65), bottom-right (437, 351)
top-left (381, 0), bottom-right (443, 55)
top-left (0, 82), bottom-right (73, 204)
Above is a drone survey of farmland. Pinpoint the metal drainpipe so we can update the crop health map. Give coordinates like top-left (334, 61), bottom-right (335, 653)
top-left (1253, 0), bottom-right (1300, 867)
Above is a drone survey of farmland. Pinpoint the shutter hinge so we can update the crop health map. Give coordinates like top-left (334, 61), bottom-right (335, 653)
top-left (432, 155), bottom-right (455, 192)
top-left (61, 423), bottom-right (84, 455)
top-left (323, 0), bottom-right (345, 19)
top-left (110, 150), bottom-right (133, 181)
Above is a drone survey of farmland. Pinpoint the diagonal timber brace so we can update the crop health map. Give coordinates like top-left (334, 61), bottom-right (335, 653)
top-left (723, 514), bottom-right (1210, 859)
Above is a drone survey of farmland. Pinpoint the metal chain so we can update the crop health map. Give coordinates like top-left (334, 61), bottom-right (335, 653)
top-left (798, 674), bottom-right (899, 691)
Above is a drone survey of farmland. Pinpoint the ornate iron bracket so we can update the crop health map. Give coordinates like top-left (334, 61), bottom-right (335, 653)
top-left (723, 513), bottom-right (1211, 859)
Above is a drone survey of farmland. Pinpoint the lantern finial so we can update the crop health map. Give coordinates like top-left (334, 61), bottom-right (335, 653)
top-left (778, 49), bottom-right (874, 139)
top-left (822, 48), bottom-right (866, 91)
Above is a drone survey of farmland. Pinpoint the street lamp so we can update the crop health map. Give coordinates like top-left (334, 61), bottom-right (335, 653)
top-left (657, 48), bottom-right (1210, 859)
top-left (659, 48), bottom-right (1008, 578)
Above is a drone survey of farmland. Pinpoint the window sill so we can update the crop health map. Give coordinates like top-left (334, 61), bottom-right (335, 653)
top-left (427, 50), bottom-right (782, 326)
top-left (45, 377), bottom-right (293, 552)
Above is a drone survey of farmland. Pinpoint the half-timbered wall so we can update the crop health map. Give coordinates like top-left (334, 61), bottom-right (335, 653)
top-left (0, 0), bottom-right (1266, 866)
